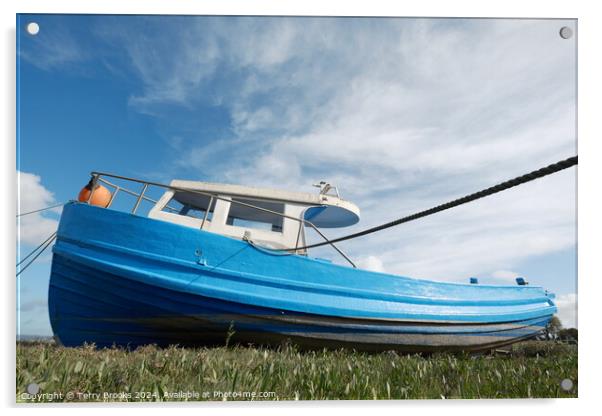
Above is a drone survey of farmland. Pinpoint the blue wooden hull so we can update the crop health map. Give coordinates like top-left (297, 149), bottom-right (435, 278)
top-left (48, 203), bottom-right (556, 351)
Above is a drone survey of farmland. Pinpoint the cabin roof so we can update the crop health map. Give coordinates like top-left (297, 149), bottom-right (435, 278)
top-left (169, 179), bottom-right (360, 228)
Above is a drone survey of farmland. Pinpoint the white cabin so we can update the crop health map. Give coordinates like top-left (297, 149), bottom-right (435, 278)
top-left (148, 180), bottom-right (360, 251)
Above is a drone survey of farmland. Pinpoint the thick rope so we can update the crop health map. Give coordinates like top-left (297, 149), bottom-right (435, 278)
top-left (287, 156), bottom-right (577, 252)
top-left (15, 156), bottom-right (577, 274)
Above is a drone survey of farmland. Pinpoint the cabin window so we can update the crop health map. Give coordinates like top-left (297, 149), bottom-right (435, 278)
top-left (162, 191), bottom-right (216, 221)
top-left (161, 198), bottom-right (184, 214)
top-left (226, 197), bottom-right (285, 233)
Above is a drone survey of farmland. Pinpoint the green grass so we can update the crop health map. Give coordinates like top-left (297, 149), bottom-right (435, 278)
top-left (16, 341), bottom-right (577, 402)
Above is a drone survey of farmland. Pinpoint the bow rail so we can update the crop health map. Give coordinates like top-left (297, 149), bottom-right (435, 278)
top-left (86, 171), bottom-right (356, 268)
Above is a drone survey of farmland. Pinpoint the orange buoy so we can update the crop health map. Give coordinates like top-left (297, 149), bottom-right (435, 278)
top-left (78, 179), bottom-right (112, 208)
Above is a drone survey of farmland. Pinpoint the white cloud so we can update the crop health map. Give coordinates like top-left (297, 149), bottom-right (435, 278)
top-left (95, 16), bottom-right (222, 109)
top-left (102, 17), bottom-right (576, 288)
top-left (17, 171), bottom-right (59, 247)
top-left (335, 168), bottom-right (575, 283)
top-left (18, 297), bottom-right (48, 313)
top-left (19, 22), bottom-right (86, 71)
top-left (357, 255), bottom-right (386, 273)
top-left (233, 107), bottom-right (275, 134)
top-left (491, 270), bottom-right (521, 282)
top-left (178, 19), bottom-right (575, 286)
top-left (555, 293), bottom-right (577, 328)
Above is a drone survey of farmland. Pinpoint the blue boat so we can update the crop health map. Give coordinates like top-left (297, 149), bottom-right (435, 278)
top-left (48, 173), bottom-right (557, 351)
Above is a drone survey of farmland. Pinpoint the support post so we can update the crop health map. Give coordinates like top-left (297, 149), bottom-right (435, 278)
top-left (131, 183), bottom-right (148, 214)
top-left (86, 174), bottom-right (99, 204)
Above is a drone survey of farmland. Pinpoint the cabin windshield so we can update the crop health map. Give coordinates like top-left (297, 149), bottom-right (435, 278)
top-left (162, 191), bottom-right (217, 221)
top-left (150, 189), bottom-right (299, 249)
top-left (144, 178), bottom-right (358, 262)
top-left (226, 197), bottom-right (284, 233)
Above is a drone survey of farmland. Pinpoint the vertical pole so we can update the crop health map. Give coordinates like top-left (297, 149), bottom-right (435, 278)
top-left (295, 222), bottom-right (303, 254)
top-left (107, 187), bottom-right (120, 208)
top-left (201, 196), bottom-right (214, 229)
top-left (86, 174), bottom-right (99, 204)
top-left (131, 183), bottom-right (148, 214)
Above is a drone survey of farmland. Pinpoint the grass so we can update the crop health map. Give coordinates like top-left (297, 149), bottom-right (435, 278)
top-left (16, 340), bottom-right (577, 402)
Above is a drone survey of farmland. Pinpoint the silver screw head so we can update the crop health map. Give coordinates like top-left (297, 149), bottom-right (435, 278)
top-left (560, 378), bottom-right (574, 391)
top-left (26, 383), bottom-right (40, 395)
top-left (26, 22), bottom-right (40, 36)
top-left (559, 26), bottom-right (573, 39)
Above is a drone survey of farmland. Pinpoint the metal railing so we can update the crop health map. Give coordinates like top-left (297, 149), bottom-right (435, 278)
top-left (86, 172), bottom-right (356, 268)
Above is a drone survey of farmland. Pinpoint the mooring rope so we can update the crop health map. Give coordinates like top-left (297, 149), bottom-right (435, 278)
top-left (16, 231), bottom-right (57, 267)
top-left (286, 156), bottom-right (578, 252)
top-left (16, 202), bottom-right (66, 217)
top-left (15, 155), bottom-right (577, 274)
top-left (16, 232), bottom-right (57, 277)
top-left (16, 202), bottom-right (65, 276)
top-left (246, 238), bottom-right (295, 256)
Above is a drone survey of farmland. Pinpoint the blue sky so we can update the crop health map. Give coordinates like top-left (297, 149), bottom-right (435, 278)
top-left (16, 15), bottom-right (577, 336)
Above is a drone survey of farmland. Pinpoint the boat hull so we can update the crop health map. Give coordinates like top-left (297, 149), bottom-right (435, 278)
top-left (48, 203), bottom-right (556, 352)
